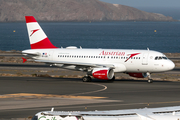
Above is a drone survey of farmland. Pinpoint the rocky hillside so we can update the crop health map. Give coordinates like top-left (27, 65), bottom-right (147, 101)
top-left (0, 0), bottom-right (174, 22)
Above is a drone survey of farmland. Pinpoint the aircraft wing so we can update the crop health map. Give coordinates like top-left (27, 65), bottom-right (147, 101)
top-left (35, 60), bottom-right (115, 68)
top-left (34, 106), bottom-right (180, 120)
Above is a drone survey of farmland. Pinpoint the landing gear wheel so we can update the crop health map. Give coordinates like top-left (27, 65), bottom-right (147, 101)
top-left (82, 76), bottom-right (92, 82)
top-left (148, 79), bottom-right (153, 83)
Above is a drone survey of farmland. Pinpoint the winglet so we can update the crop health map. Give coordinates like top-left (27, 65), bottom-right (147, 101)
top-left (25, 16), bottom-right (57, 49)
top-left (22, 57), bottom-right (27, 63)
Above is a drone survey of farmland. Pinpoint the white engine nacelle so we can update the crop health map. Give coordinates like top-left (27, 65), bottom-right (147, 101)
top-left (92, 68), bottom-right (114, 80)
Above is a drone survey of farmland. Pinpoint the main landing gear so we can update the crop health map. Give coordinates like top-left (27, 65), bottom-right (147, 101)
top-left (147, 72), bottom-right (153, 83)
top-left (82, 76), bottom-right (92, 82)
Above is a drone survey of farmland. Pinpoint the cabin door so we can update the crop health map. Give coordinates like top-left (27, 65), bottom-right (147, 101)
top-left (142, 53), bottom-right (149, 65)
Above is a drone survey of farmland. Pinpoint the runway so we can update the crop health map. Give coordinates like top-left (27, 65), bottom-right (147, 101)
top-left (0, 77), bottom-right (180, 118)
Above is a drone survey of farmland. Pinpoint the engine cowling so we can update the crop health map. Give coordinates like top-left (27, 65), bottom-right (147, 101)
top-left (92, 68), bottom-right (114, 80)
top-left (128, 73), bottom-right (147, 78)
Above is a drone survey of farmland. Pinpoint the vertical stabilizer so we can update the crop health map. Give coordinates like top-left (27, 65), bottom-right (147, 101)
top-left (25, 16), bottom-right (57, 49)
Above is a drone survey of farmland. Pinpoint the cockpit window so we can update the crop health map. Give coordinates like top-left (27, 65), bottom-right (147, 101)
top-left (162, 57), bottom-right (168, 60)
top-left (155, 56), bottom-right (168, 60)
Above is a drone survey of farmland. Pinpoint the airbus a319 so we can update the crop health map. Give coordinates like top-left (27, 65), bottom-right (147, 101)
top-left (22, 16), bottom-right (175, 83)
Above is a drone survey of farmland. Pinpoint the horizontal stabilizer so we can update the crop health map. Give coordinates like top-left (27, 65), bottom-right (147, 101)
top-left (22, 57), bottom-right (27, 63)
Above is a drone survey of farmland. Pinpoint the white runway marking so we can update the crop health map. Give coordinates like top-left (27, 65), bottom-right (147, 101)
top-left (70, 82), bottom-right (107, 95)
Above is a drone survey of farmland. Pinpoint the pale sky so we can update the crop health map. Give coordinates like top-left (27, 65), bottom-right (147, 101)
top-left (100, 0), bottom-right (180, 8)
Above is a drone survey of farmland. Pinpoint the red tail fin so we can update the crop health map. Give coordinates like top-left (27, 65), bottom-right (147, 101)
top-left (25, 16), bottom-right (57, 49)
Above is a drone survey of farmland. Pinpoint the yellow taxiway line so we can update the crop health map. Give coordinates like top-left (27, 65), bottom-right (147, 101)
top-left (0, 93), bottom-right (106, 99)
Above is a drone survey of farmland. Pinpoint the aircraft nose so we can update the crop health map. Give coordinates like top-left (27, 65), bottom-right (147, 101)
top-left (167, 60), bottom-right (175, 70)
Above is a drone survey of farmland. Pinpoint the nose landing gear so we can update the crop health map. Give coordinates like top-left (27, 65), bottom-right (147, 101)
top-left (147, 72), bottom-right (153, 83)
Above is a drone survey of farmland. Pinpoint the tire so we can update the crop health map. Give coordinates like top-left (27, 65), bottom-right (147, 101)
top-left (148, 79), bottom-right (153, 83)
top-left (87, 76), bottom-right (92, 82)
top-left (82, 77), bottom-right (88, 82)
top-left (82, 76), bottom-right (91, 82)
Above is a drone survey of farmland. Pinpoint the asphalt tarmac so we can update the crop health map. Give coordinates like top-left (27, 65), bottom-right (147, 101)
top-left (0, 77), bottom-right (180, 119)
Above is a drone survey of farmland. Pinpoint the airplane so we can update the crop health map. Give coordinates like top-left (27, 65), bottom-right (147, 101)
top-left (22, 16), bottom-right (175, 83)
top-left (32, 106), bottom-right (180, 120)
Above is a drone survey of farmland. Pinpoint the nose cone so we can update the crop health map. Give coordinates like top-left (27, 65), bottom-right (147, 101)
top-left (167, 60), bottom-right (175, 71)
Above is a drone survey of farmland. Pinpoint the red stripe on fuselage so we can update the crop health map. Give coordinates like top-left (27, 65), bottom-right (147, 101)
top-left (125, 53), bottom-right (140, 62)
top-left (31, 38), bottom-right (57, 49)
top-left (25, 16), bottom-right (37, 23)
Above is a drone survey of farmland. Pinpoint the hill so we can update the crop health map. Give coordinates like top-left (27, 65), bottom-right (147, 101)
top-left (0, 0), bottom-right (175, 22)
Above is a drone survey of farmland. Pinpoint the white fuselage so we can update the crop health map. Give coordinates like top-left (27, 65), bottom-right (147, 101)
top-left (22, 48), bottom-right (175, 73)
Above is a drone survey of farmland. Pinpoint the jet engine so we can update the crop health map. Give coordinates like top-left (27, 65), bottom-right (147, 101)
top-left (92, 68), bottom-right (114, 80)
top-left (128, 73), bottom-right (147, 78)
